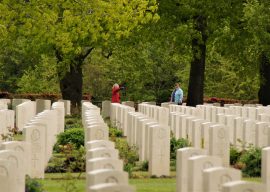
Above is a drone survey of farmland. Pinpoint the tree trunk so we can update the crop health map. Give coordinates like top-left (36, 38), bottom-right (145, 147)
top-left (60, 63), bottom-right (83, 111)
top-left (187, 16), bottom-right (207, 106)
top-left (258, 53), bottom-right (270, 106)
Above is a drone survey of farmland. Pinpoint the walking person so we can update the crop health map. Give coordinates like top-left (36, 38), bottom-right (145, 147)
top-left (171, 83), bottom-right (183, 105)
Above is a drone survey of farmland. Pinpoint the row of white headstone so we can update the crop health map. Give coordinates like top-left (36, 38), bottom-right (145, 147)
top-left (110, 103), bottom-right (170, 177)
top-left (82, 102), bottom-right (135, 192)
top-left (166, 104), bottom-right (270, 192)
top-left (0, 101), bottom-right (65, 192)
top-left (168, 104), bottom-right (270, 150)
top-left (101, 100), bottom-right (135, 119)
top-left (176, 146), bottom-right (270, 192)
top-left (139, 102), bottom-right (269, 191)
top-left (0, 98), bottom-right (71, 137)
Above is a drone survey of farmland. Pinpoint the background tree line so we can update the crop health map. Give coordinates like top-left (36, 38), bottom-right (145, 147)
top-left (0, 0), bottom-right (269, 107)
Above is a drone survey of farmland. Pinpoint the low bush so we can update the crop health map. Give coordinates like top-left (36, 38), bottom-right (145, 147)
top-left (25, 175), bottom-right (45, 192)
top-left (109, 127), bottom-right (123, 138)
top-left (230, 146), bottom-right (242, 166)
top-left (239, 147), bottom-right (261, 177)
top-left (114, 138), bottom-right (139, 176)
top-left (170, 137), bottom-right (190, 160)
top-left (46, 144), bottom-right (86, 173)
top-left (56, 128), bottom-right (84, 150)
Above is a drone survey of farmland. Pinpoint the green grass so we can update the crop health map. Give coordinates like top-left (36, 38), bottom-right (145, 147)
top-left (41, 173), bottom-right (261, 192)
top-left (41, 174), bottom-right (176, 192)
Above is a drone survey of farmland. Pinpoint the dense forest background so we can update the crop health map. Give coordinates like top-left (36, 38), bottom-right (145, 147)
top-left (0, 0), bottom-right (269, 106)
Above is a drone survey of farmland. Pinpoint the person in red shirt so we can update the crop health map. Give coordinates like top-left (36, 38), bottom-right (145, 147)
top-left (111, 83), bottom-right (122, 103)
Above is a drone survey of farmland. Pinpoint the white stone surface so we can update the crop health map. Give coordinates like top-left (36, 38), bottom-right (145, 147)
top-left (158, 107), bottom-right (169, 126)
top-left (59, 99), bottom-right (71, 115)
top-left (255, 122), bottom-right (270, 148)
top-left (0, 150), bottom-right (24, 192)
top-left (87, 169), bottom-right (128, 188)
top-left (176, 148), bottom-right (206, 192)
top-left (222, 181), bottom-right (266, 192)
top-left (102, 100), bottom-right (111, 118)
top-left (0, 159), bottom-right (17, 192)
top-left (233, 117), bottom-right (244, 148)
top-left (191, 119), bottom-right (205, 148)
top-left (188, 155), bottom-right (223, 192)
top-left (51, 102), bottom-right (65, 133)
top-left (201, 122), bottom-right (214, 152)
top-left (87, 148), bottom-right (119, 159)
top-left (16, 101), bottom-right (36, 131)
top-left (262, 146), bottom-right (270, 192)
top-left (243, 119), bottom-right (256, 148)
top-left (203, 167), bottom-right (241, 192)
top-left (12, 99), bottom-right (30, 110)
top-left (86, 140), bottom-right (115, 150)
top-left (209, 124), bottom-right (230, 167)
top-left (137, 118), bottom-right (154, 161)
top-left (87, 157), bottom-right (123, 172)
top-left (23, 124), bottom-right (46, 178)
top-left (144, 121), bottom-right (158, 160)
top-left (85, 124), bottom-right (109, 143)
top-left (88, 183), bottom-right (135, 192)
top-left (36, 99), bottom-right (51, 114)
top-left (148, 124), bottom-right (170, 176)
top-left (0, 141), bottom-right (31, 176)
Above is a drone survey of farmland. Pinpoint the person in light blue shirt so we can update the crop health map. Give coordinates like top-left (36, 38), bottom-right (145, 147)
top-left (171, 83), bottom-right (183, 105)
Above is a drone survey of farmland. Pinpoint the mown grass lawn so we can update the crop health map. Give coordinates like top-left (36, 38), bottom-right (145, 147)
top-left (41, 173), bottom-right (261, 192)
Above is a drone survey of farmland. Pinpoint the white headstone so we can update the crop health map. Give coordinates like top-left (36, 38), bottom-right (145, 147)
top-left (36, 99), bottom-right (51, 114)
top-left (0, 150), bottom-right (24, 192)
top-left (87, 169), bottom-right (128, 188)
top-left (209, 124), bottom-right (230, 167)
top-left (222, 181), bottom-right (266, 192)
top-left (176, 148), bottom-right (206, 192)
top-left (87, 157), bottom-right (123, 172)
top-left (0, 141), bottom-right (31, 176)
top-left (0, 159), bottom-right (16, 192)
top-left (87, 148), bottom-right (119, 159)
top-left (86, 140), bottom-right (115, 150)
top-left (262, 147), bottom-right (270, 192)
top-left (88, 183), bottom-right (135, 192)
top-left (203, 167), bottom-right (241, 192)
top-left (85, 124), bottom-right (109, 142)
top-left (188, 155), bottom-right (223, 192)
top-left (23, 124), bottom-right (46, 178)
top-left (149, 124), bottom-right (170, 176)
top-left (255, 122), bottom-right (270, 148)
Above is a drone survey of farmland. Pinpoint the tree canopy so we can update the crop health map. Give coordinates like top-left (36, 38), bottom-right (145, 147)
top-left (0, 0), bottom-right (269, 106)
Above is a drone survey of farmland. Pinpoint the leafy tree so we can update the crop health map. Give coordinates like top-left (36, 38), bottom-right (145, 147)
top-left (0, 0), bottom-right (158, 109)
top-left (242, 0), bottom-right (270, 105)
top-left (17, 55), bottom-right (60, 93)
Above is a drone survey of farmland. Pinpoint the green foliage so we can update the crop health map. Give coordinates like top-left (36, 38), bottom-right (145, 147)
top-left (239, 147), bottom-right (262, 177)
top-left (47, 144), bottom-right (86, 173)
top-left (56, 128), bottom-right (84, 150)
top-left (64, 115), bottom-right (83, 130)
top-left (109, 127), bottom-right (123, 138)
top-left (25, 175), bottom-right (45, 192)
top-left (170, 137), bottom-right (190, 160)
top-left (114, 138), bottom-right (139, 176)
top-left (61, 172), bottom-right (80, 192)
top-left (230, 146), bottom-right (242, 166)
top-left (17, 55), bottom-right (59, 93)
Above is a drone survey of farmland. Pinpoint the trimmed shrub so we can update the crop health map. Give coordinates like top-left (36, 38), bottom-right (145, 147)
top-left (25, 175), bottom-right (45, 192)
top-left (170, 137), bottom-right (190, 160)
top-left (56, 128), bottom-right (84, 149)
top-left (230, 146), bottom-right (242, 166)
top-left (239, 147), bottom-right (261, 177)
top-left (109, 127), bottom-right (123, 138)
